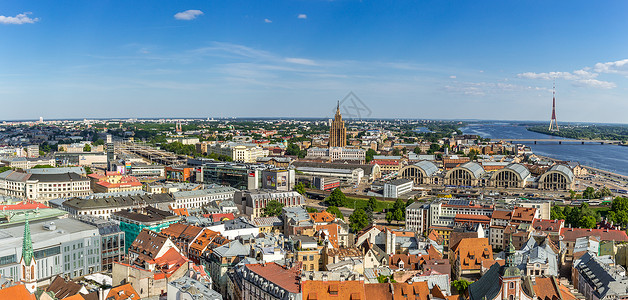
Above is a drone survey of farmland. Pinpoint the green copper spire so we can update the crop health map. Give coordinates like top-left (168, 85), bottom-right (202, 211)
top-left (22, 212), bottom-right (33, 266)
top-left (503, 235), bottom-right (521, 277)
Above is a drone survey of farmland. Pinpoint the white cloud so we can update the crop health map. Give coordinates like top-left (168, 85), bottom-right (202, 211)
top-left (174, 10), bottom-right (204, 21)
top-left (285, 57), bottom-right (316, 66)
top-left (298, 14), bottom-right (307, 19)
top-left (264, 18), bottom-right (272, 23)
top-left (593, 59), bottom-right (628, 75)
top-left (517, 59), bottom-right (628, 89)
top-left (0, 12), bottom-right (38, 25)
top-left (449, 75), bottom-right (456, 79)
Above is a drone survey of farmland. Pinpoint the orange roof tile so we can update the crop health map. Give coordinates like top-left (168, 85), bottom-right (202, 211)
top-left (316, 224), bottom-right (339, 248)
top-left (309, 211), bottom-right (336, 223)
top-left (533, 277), bottom-right (577, 300)
top-left (302, 280), bottom-right (366, 300)
top-left (511, 207), bottom-right (536, 222)
top-left (0, 284), bottom-right (36, 300)
top-left (560, 228), bottom-right (628, 242)
top-left (451, 238), bottom-right (492, 271)
top-left (106, 284), bottom-right (140, 300)
top-left (246, 263), bottom-right (300, 293)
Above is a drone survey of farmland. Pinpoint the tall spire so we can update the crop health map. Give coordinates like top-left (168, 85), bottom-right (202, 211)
top-left (22, 212), bottom-right (33, 266)
top-left (549, 79), bottom-right (559, 131)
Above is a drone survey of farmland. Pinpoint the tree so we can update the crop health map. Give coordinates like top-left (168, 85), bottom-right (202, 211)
top-left (0, 166), bottom-right (11, 173)
top-left (598, 187), bottom-right (612, 198)
top-left (349, 208), bottom-right (369, 232)
top-left (579, 215), bottom-right (597, 229)
top-left (413, 147), bottom-right (422, 155)
top-left (550, 206), bottom-right (566, 220)
top-left (32, 165), bottom-right (54, 169)
top-left (367, 197), bottom-right (378, 212)
top-left (326, 206), bottom-right (344, 219)
top-left (386, 211), bottom-right (394, 224)
top-left (612, 197), bottom-right (628, 212)
top-left (405, 198), bottom-right (415, 208)
top-left (93, 138), bottom-right (105, 146)
top-left (427, 143), bottom-right (441, 154)
top-left (451, 279), bottom-right (470, 295)
top-left (83, 144), bottom-right (91, 152)
top-left (262, 200), bottom-right (284, 217)
top-left (569, 190), bottom-right (577, 199)
top-left (392, 198), bottom-right (406, 221)
top-left (467, 149), bottom-right (479, 161)
top-left (583, 187), bottom-right (596, 199)
top-left (365, 149), bottom-right (377, 163)
top-left (84, 166), bottom-right (93, 175)
top-left (286, 143), bottom-right (306, 158)
top-left (306, 207), bottom-right (318, 213)
top-left (326, 188), bottom-right (347, 207)
top-left (294, 182), bottom-right (306, 195)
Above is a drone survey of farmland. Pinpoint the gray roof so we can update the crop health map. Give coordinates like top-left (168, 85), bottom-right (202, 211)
top-left (469, 263), bottom-right (502, 300)
top-left (213, 240), bottom-right (250, 258)
top-left (0, 170), bottom-right (31, 182)
top-left (292, 161), bottom-right (376, 175)
top-left (456, 162), bottom-right (485, 178)
top-left (545, 164), bottom-right (575, 182)
top-left (575, 252), bottom-right (628, 299)
top-left (172, 187), bottom-right (238, 199)
top-left (499, 163), bottom-right (531, 180)
top-left (29, 172), bottom-right (88, 183)
top-left (413, 160), bottom-right (439, 176)
top-left (63, 193), bottom-right (174, 210)
top-left (169, 276), bottom-right (223, 300)
top-left (26, 167), bottom-right (85, 175)
top-left (387, 178), bottom-right (413, 186)
top-left (0, 218), bottom-right (99, 258)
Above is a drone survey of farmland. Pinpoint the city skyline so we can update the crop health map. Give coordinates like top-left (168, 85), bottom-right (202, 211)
top-left (1, 0), bottom-right (628, 123)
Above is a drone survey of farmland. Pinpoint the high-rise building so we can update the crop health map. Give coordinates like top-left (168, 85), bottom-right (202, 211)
top-left (329, 101), bottom-right (346, 147)
top-left (106, 134), bottom-right (115, 171)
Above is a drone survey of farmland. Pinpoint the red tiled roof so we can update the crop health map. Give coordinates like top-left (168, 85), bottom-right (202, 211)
top-left (309, 211), bottom-right (336, 223)
top-left (451, 238), bottom-right (493, 271)
top-left (0, 284), bottom-right (36, 300)
top-left (302, 280), bottom-right (366, 300)
top-left (533, 276), bottom-right (577, 300)
top-left (245, 263), bottom-right (300, 293)
top-left (532, 219), bottom-right (564, 233)
top-left (0, 201), bottom-right (48, 211)
top-left (560, 228), bottom-right (628, 242)
top-left (106, 284), bottom-right (140, 300)
top-left (316, 224), bottom-right (339, 248)
top-left (511, 207), bottom-right (536, 222)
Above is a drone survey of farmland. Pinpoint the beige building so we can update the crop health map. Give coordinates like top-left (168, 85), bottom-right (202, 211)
top-left (329, 102), bottom-right (346, 147)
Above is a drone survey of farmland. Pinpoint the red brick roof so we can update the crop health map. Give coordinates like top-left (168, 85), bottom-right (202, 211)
top-left (0, 284), bottom-right (36, 300)
top-left (106, 284), bottom-right (140, 300)
top-left (560, 228), bottom-right (628, 242)
top-left (451, 238), bottom-right (493, 271)
top-left (511, 207), bottom-right (536, 223)
top-left (532, 219), bottom-right (564, 233)
top-left (302, 280), bottom-right (366, 300)
top-left (245, 262), bottom-right (300, 293)
top-left (309, 211), bottom-right (336, 223)
top-left (533, 276), bottom-right (577, 300)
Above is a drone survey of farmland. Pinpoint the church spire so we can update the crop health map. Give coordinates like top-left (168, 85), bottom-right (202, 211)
top-left (22, 213), bottom-right (33, 266)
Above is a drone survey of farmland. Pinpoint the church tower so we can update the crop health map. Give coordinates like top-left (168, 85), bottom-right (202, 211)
top-left (20, 214), bottom-right (37, 293)
top-left (329, 101), bottom-right (346, 148)
top-left (500, 237), bottom-right (532, 300)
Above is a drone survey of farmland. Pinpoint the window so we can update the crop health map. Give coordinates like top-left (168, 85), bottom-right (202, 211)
top-left (509, 282), bottom-right (514, 289)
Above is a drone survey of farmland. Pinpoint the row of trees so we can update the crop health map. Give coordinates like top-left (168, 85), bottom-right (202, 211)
top-left (550, 203), bottom-right (598, 229)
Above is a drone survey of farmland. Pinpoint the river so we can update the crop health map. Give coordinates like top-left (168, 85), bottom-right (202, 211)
top-left (461, 123), bottom-right (628, 177)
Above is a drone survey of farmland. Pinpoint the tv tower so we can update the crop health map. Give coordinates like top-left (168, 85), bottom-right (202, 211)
top-left (548, 80), bottom-right (559, 132)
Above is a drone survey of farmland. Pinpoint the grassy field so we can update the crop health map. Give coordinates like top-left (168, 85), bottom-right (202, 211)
top-left (343, 197), bottom-right (396, 212)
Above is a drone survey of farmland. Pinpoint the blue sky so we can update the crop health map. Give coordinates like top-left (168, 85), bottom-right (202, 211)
top-left (1, 1), bottom-right (627, 123)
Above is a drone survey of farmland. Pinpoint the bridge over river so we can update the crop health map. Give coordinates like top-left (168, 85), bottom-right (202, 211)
top-left (490, 138), bottom-right (622, 145)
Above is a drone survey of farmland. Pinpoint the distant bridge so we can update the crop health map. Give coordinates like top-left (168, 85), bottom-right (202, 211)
top-left (490, 138), bottom-right (622, 145)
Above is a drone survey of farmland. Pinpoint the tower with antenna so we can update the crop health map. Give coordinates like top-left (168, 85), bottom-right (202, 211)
top-left (548, 80), bottom-right (559, 132)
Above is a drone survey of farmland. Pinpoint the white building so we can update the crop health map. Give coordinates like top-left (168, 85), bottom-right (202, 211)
top-left (383, 179), bottom-right (413, 198)
top-left (233, 190), bottom-right (305, 219)
top-left (0, 170), bottom-right (90, 201)
top-left (207, 143), bottom-right (269, 163)
top-left (0, 157), bottom-right (56, 170)
top-left (171, 187), bottom-right (238, 209)
top-left (306, 147), bottom-right (366, 163)
top-left (296, 166), bottom-right (364, 184)
top-left (428, 199), bottom-right (494, 229)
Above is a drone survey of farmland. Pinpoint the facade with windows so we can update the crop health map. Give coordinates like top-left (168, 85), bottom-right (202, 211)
top-left (0, 217), bottom-right (101, 286)
top-left (399, 160), bottom-right (439, 185)
top-left (488, 163), bottom-right (531, 188)
top-left (171, 186), bottom-right (238, 209)
top-left (444, 162), bottom-right (486, 187)
top-left (538, 164), bottom-right (575, 190)
top-left (0, 170), bottom-right (90, 201)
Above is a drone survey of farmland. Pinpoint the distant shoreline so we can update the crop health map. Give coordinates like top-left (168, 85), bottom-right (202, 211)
top-left (534, 153), bottom-right (628, 181)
